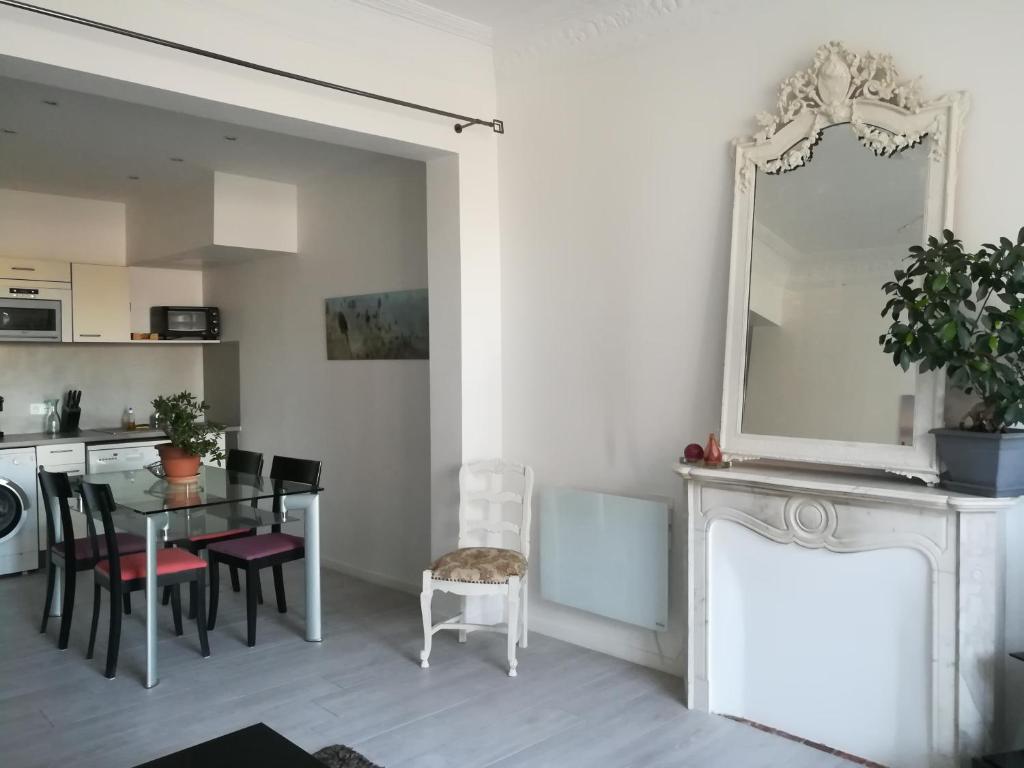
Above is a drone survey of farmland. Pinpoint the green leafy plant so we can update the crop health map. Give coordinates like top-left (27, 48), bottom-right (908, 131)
top-left (880, 228), bottom-right (1024, 432)
top-left (151, 391), bottom-right (225, 461)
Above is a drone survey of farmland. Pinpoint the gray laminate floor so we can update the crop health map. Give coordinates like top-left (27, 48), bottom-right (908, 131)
top-left (0, 563), bottom-right (853, 767)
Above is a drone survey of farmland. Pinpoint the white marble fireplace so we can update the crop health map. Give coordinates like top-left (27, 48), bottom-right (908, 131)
top-left (677, 462), bottom-right (1015, 767)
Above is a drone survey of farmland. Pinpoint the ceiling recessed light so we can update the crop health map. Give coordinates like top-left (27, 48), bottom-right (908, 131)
top-left (224, 135), bottom-right (238, 141)
top-left (42, 99), bottom-right (58, 106)
top-left (127, 175), bottom-right (140, 180)
top-left (169, 157), bottom-right (184, 162)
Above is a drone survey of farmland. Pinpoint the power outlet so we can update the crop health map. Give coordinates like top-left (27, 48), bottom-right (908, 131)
top-left (29, 403), bottom-right (47, 416)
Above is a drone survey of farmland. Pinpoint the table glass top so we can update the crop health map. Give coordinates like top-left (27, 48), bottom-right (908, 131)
top-left (80, 465), bottom-right (320, 515)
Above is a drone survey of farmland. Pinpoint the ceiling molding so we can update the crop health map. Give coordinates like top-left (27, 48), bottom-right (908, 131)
top-left (495, 0), bottom-right (706, 71)
top-left (347, 0), bottom-right (493, 46)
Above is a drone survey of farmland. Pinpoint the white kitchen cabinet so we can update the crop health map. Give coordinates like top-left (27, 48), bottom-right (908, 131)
top-left (0, 256), bottom-right (70, 282)
top-left (36, 442), bottom-right (87, 541)
top-left (71, 263), bottom-right (130, 342)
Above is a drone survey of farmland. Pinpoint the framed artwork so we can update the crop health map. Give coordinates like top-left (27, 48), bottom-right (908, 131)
top-left (325, 289), bottom-right (428, 360)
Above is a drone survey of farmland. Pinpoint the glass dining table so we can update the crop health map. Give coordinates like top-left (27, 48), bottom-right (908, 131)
top-left (73, 465), bottom-right (323, 688)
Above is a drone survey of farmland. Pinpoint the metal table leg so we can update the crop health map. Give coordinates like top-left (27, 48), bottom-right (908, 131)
top-left (303, 494), bottom-right (321, 642)
top-left (145, 514), bottom-right (159, 688)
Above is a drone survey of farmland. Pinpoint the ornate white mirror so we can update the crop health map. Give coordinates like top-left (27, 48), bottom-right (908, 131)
top-left (720, 42), bottom-right (968, 483)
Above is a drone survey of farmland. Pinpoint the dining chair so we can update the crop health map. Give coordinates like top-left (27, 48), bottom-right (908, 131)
top-left (161, 448), bottom-right (265, 618)
top-left (207, 455), bottom-right (321, 647)
top-left (419, 460), bottom-right (534, 677)
top-left (38, 468), bottom-right (145, 650)
top-left (80, 480), bottom-right (210, 679)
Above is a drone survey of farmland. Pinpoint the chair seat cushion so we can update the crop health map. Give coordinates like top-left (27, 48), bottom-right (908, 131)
top-left (96, 548), bottom-right (207, 581)
top-left (188, 527), bottom-right (252, 543)
top-left (207, 532), bottom-right (304, 561)
top-left (431, 547), bottom-right (527, 584)
top-left (53, 533), bottom-right (146, 561)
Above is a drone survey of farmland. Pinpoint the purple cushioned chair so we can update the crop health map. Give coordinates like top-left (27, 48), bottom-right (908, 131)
top-left (207, 455), bottom-right (321, 647)
top-left (38, 468), bottom-right (145, 650)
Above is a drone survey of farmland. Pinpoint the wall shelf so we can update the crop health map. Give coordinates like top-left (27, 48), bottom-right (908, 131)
top-left (127, 339), bottom-right (221, 345)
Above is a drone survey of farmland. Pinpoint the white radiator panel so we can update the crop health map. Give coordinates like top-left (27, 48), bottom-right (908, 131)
top-left (540, 488), bottom-right (669, 631)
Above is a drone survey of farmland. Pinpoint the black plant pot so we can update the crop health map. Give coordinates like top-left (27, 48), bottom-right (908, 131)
top-left (932, 428), bottom-right (1024, 497)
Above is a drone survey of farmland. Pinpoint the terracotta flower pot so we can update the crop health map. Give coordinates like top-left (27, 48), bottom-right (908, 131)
top-left (157, 444), bottom-right (202, 479)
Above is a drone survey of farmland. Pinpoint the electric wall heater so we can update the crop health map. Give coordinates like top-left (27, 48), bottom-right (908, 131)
top-left (540, 488), bottom-right (670, 631)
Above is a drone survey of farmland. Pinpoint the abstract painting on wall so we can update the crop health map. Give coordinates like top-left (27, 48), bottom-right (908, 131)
top-left (325, 289), bottom-right (429, 360)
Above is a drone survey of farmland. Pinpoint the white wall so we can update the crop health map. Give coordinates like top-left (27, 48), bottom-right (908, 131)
top-left (496, 0), bottom-right (1024, 679)
top-left (128, 266), bottom-right (204, 334)
top-left (204, 154), bottom-right (430, 589)
top-left (212, 172), bottom-right (297, 253)
top-left (0, 188), bottom-right (125, 263)
top-left (0, 0), bottom-right (502, 582)
top-left (0, 342), bottom-right (202, 432)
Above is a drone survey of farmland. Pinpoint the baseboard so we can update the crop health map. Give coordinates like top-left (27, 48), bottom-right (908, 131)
top-left (320, 556), bottom-right (420, 595)
top-left (529, 613), bottom-right (685, 679)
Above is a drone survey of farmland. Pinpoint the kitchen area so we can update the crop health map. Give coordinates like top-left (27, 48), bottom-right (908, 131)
top-left (0, 252), bottom-right (240, 577)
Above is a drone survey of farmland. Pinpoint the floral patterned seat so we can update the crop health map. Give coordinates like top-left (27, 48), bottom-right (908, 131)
top-left (430, 547), bottom-right (527, 584)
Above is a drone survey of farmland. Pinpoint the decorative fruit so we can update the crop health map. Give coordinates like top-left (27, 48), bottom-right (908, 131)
top-left (683, 443), bottom-right (704, 463)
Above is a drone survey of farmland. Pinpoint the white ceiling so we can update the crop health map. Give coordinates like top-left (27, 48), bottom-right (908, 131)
top-left (418, 0), bottom-right (556, 29)
top-left (0, 74), bottom-right (389, 206)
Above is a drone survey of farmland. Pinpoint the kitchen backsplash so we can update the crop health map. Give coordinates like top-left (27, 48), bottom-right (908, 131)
top-left (0, 343), bottom-right (203, 434)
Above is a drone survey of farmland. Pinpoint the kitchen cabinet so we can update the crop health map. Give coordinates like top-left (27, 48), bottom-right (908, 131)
top-left (0, 257), bottom-right (70, 282)
top-left (36, 442), bottom-right (87, 539)
top-left (71, 263), bottom-right (130, 342)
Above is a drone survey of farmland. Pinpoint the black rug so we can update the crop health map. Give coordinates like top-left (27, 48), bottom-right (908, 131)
top-left (313, 744), bottom-right (383, 768)
top-left (132, 723), bottom-right (382, 768)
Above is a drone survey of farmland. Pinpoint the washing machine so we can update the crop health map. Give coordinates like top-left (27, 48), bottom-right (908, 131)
top-left (0, 447), bottom-right (39, 575)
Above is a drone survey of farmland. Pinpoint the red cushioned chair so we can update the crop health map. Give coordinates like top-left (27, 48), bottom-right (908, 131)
top-left (207, 456), bottom-right (321, 647)
top-left (38, 469), bottom-right (145, 650)
top-left (80, 480), bottom-right (210, 679)
top-left (161, 448), bottom-right (265, 618)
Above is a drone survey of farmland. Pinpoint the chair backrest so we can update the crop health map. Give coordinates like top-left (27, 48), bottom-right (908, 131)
top-left (227, 449), bottom-right (264, 508)
top-left (226, 448), bottom-right (264, 475)
top-left (38, 469), bottom-right (88, 561)
top-left (269, 455), bottom-right (322, 488)
top-left (79, 481), bottom-right (124, 585)
top-left (457, 460), bottom-right (534, 558)
top-left (268, 456), bottom-right (322, 531)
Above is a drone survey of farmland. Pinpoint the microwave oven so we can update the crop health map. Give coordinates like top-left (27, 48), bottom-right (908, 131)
top-left (0, 279), bottom-right (72, 342)
top-left (150, 306), bottom-right (221, 340)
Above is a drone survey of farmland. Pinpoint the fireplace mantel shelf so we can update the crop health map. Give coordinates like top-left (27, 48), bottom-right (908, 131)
top-left (673, 461), bottom-right (1020, 514)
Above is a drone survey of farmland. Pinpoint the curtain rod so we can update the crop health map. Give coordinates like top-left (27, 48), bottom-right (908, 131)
top-left (0, 0), bottom-right (504, 134)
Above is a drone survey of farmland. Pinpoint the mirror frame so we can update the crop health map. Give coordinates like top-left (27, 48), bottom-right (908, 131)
top-left (721, 41), bottom-right (969, 484)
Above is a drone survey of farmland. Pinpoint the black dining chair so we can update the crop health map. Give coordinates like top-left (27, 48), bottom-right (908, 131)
top-left (207, 455), bottom-right (321, 647)
top-left (162, 448), bottom-right (265, 617)
top-left (80, 480), bottom-right (210, 679)
top-left (38, 469), bottom-right (145, 650)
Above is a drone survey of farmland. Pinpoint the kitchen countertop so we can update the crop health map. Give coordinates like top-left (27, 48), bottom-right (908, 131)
top-left (0, 425), bottom-right (240, 451)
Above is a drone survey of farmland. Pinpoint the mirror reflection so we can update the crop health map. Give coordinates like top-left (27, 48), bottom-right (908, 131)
top-left (741, 126), bottom-right (929, 444)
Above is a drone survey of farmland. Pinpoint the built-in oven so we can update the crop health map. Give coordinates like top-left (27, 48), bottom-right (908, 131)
top-left (150, 306), bottom-right (220, 340)
top-left (0, 279), bottom-right (72, 342)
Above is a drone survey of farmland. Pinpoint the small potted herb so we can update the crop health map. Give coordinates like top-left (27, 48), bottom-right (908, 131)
top-left (881, 229), bottom-right (1024, 496)
top-left (151, 391), bottom-right (224, 480)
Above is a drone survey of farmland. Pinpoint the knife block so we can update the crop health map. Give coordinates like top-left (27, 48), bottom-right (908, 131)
top-left (59, 407), bottom-right (81, 434)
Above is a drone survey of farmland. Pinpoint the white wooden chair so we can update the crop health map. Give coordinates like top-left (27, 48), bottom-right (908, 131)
top-left (420, 460), bottom-right (534, 677)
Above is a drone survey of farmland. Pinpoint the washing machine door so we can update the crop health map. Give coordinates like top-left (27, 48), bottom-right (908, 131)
top-left (0, 478), bottom-right (28, 542)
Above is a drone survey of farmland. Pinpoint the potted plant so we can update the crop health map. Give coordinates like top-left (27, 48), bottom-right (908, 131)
top-left (151, 391), bottom-right (224, 480)
top-left (880, 228), bottom-right (1024, 496)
